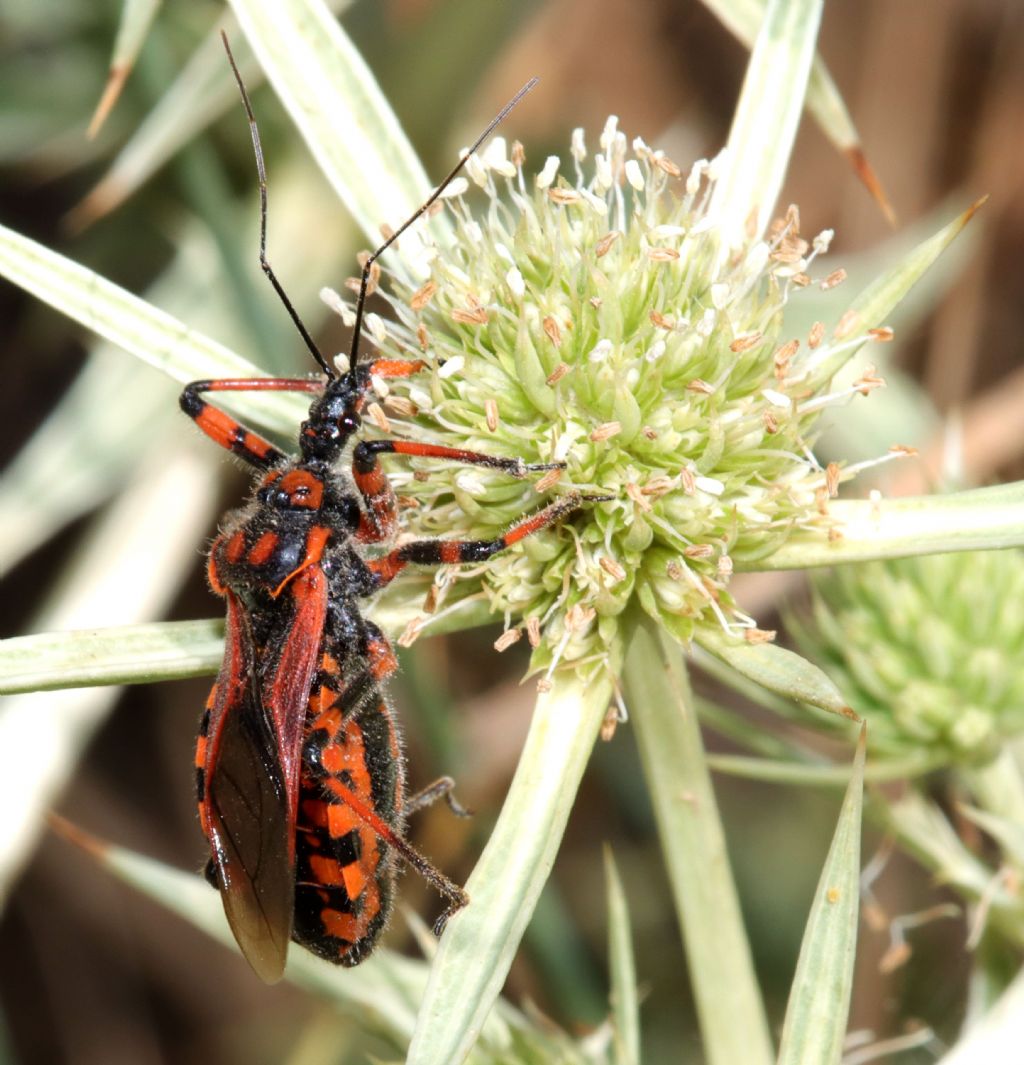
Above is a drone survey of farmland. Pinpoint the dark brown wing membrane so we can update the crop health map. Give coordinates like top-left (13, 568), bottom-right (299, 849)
top-left (202, 591), bottom-right (293, 983)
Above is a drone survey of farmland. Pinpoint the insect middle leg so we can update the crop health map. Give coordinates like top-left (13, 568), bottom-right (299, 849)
top-left (366, 491), bottom-right (587, 586)
top-left (352, 437), bottom-right (564, 543)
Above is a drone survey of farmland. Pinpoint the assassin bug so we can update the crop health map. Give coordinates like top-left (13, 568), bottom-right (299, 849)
top-left (182, 35), bottom-right (594, 983)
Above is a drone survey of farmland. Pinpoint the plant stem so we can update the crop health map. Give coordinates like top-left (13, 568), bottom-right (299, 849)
top-left (623, 607), bottom-right (773, 1065)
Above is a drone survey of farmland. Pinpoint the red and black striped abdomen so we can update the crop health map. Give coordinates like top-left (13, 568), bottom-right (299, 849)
top-left (293, 648), bottom-right (405, 965)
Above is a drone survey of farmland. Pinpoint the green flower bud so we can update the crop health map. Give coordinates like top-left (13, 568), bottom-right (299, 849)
top-left (797, 552), bottom-right (1024, 766)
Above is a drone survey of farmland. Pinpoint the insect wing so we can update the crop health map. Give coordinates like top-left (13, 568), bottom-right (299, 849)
top-left (202, 592), bottom-right (293, 983)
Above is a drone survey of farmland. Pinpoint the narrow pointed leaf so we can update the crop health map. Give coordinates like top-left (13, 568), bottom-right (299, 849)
top-left (0, 620), bottom-right (224, 694)
top-left (706, 751), bottom-right (939, 786)
top-left (701, 0), bottom-right (894, 222)
top-left (77, 19), bottom-right (254, 224)
top-left (406, 672), bottom-right (611, 1065)
top-left (228, 0), bottom-right (437, 277)
top-left (0, 220), bottom-right (304, 433)
top-left (708, 0), bottom-right (824, 247)
top-left (695, 624), bottom-right (855, 718)
top-left (756, 482), bottom-right (1024, 570)
top-left (87, 0), bottom-right (162, 138)
top-left (624, 609), bottom-right (773, 1065)
top-left (809, 197), bottom-right (986, 382)
top-left (0, 446), bottom-right (217, 904)
top-left (0, 591), bottom-right (497, 697)
top-left (777, 728), bottom-right (865, 1065)
top-left (604, 847), bottom-right (640, 1065)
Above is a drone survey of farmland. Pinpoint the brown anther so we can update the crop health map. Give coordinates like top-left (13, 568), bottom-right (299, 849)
top-left (815, 486), bottom-right (830, 515)
top-left (773, 339), bottom-right (799, 378)
top-left (784, 204), bottom-right (801, 235)
top-left (717, 555), bottom-right (733, 577)
top-left (511, 140), bottom-right (525, 167)
top-left (565, 603), bottom-right (596, 632)
top-left (366, 402), bottom-right (391, 433)
top-left (533, 467), bottom-right (562, 493)
top-left (868, 326), bottom-right (894, 342)
top-left (536, 678), bottom-right (553, 693)
top-left (855, 367), bottom-right (886, 394)
top-left (426, 201), bottom-right (445, 218)
top-left (589, 297), bottom-right (603, 309)
top-left (686, 379), bottom-right (714, 395)
top-left (624, 482), bottom-right (651, 512)
top-left (681, 545), bottom-right (715, 562)
top-left (416, 323), bottom-right (429, 351)
top-left (546, 362), bottom-right (571, 386)
top-left (526, 616), bottom-right (542, 648)
top-left (641, 476), bottom-right (675, 498)
top-left (485, 398), bottom-right (499, 432)
top-left (380, 223), bottom-right (396, 245)
top-left (396, 495), bottom-right (420, 508)
top-left (384, 395), bottom-right (417, 417)
top-left (684, 544), bottom-right (714, 559)
top-left (889, 444), bottom-right (918, 457)
top-left (494, 628), bottom-right (522, 652)
top-left (771, 237), bottom-right (809, 264)
top-left (666, 560), bottom-right (685, 581)
top-left (743, 628), bottom-right (776, 644)
top-left (422, 584), bottom-right (439, 614)
top-left (595, 231), bottom-right (621, 258)
top-left (413, 470), bottom-right (431, 483)
top-left (825, 462), bottom-right (840, 497)
top-left (791, 272), bottom-right (811, 287)
top-left (654, 155), bottom-right (682, 177)
top-left (646, 246), bottom-right (680, 262)
top-left (808, 321), bottom-right (825, 349)
top-left (679, 467), bottom-right (696, 495)
top-left (543, 316), bottom-right (563, 346)
top-left (411, 280), bottom-right (437, 311)
top-left (397, 617), bottom-right (425, 647)
top-left (451, 305), bottom-right (489, 325)
top-left (763, 411), bottom-right (779, 434)
top-left (548, 187), bottom-right (581, 206)
top-left (730, 332), bottom-right (762, 353)
top-left (700, 575), bottom-right (721, 602)
top-left (820, 268), bottom-right (847, 291)
top-left (828, 526), bottom-right (843, 542)
top-left (600, 705), bottom-right (619, 742)
top-left (599, 556), bottom-right (627, 582)
top-left (642, 426), bottom-right (658, 440)
top-left (590, 421), bottom-right (622, 442)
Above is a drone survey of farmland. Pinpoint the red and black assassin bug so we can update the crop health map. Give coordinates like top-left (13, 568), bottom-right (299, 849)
top-left (181, 35), bottom-right (595, 983)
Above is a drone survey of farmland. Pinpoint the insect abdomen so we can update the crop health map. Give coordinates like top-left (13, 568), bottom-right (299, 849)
top-left (293, 658), bottom-right (404, 965)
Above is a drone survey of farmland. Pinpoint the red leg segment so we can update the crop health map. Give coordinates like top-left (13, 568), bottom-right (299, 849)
top-left (180, 377), bottom-right (324, 469)
top-left (367, 492), bottom-right (586, 587)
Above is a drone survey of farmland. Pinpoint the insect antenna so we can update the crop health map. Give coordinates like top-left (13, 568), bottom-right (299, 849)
top-left (346, 76), bottom-right (539, 380)
top-left (221, 31), bottom-right (336, 379)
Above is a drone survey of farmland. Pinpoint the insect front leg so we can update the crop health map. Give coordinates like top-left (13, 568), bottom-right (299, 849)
top-left (180, 377), bottom-right (323, 469)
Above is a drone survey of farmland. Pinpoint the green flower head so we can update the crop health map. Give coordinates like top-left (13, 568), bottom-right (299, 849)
top-left (797, 551), bottom-right (1024, 766)
top-left (327, 119), bottom-right (889, 683)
